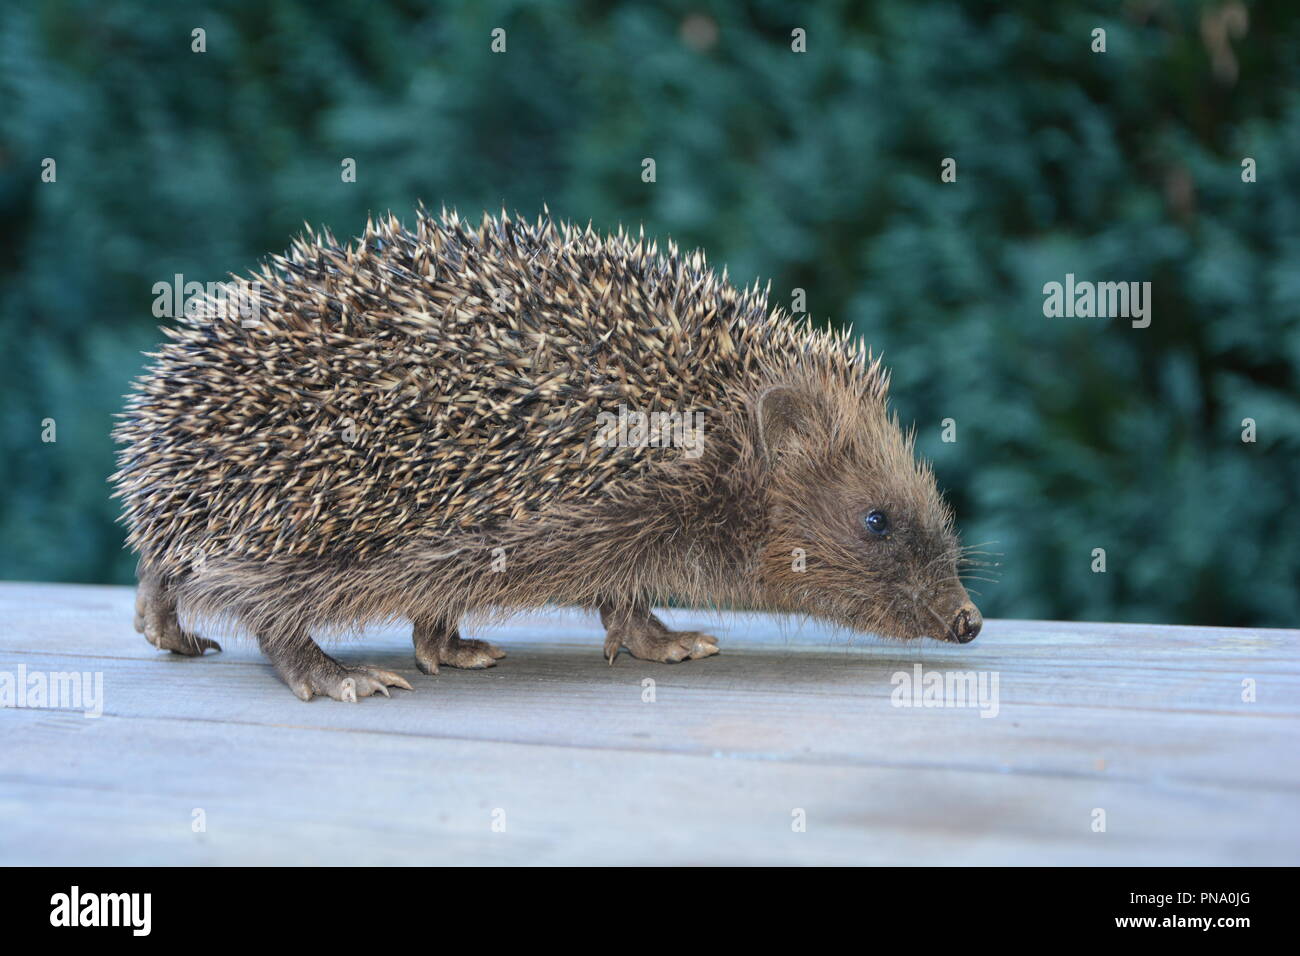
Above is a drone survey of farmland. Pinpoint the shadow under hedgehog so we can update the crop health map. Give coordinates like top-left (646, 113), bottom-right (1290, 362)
top-left (112, 207), bottom-right (982, 702)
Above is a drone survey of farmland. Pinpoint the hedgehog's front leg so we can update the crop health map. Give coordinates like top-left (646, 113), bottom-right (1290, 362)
top-left (412, 618), bottom-right (506, 675)
top-left (600, 602), bottom-right (720, 665)
top-left (258, 631), bottom-right (412, 702)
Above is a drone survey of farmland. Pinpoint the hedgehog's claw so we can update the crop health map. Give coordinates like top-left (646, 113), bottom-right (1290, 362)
top-left (289, 664), bottom-right (412, 703)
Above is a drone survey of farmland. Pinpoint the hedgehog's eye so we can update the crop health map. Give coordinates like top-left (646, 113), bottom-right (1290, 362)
top-left (863, 510), bottom-right (890, 536)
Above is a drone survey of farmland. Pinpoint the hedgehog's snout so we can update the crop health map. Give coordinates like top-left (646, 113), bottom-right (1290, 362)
top-left (918, 582), bottom-right (981, 644)
top-left (948, 602), bottom-right (982, 643)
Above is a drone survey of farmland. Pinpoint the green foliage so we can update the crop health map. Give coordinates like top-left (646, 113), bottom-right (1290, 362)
top-left (1, 0), bottom-right (1296, 625)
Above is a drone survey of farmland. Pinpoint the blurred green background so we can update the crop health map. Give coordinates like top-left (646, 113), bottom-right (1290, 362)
top-left (1, 1), bottom-right (1296, 627)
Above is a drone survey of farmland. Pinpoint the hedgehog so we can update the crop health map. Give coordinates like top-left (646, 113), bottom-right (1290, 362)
top-left (112, 207), bottom-right (983, 702)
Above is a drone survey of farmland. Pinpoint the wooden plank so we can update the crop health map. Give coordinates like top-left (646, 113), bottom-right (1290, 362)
top-left (0, 582), bottom-right (1297, 865)
top-left (1, 709), bottom-right (1294, 866)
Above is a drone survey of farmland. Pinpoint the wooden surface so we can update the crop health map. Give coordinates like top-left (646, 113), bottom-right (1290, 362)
top-left (0, 581), bottom-right (1296, 866)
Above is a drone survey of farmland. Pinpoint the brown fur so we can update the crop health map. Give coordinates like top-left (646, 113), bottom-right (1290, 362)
top-left (113, 209), bottom-right (980, 699)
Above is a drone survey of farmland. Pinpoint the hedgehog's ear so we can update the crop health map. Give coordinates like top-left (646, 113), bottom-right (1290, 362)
top-left (754, 385), bottom-right (815, 464)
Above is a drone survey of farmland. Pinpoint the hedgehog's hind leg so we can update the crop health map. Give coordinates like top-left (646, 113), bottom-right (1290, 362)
top-left (412, 618), bottom-right (506, 675)
top-left (134, 573), bottom-right (221, 656)
top-left (600, 601), bottom-right (719, 665)
top-left (258, 630), bottom-right (413, 702)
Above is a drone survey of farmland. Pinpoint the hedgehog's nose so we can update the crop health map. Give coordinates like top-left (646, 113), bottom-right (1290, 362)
top-left (949, 603), bottom-right (982, 643)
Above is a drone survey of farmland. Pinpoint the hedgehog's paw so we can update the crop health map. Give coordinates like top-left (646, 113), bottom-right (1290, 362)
top-left (287, 660), bottom-right (414, 703)
top-left (135, 594), bottom-right (221, 656)
top-left (146, 622), bottom-right (222, 657)
top-left (412, 621), bottom-right (505, 675)
top-left (259, 633), bottom-right (412, 702)
top-left (440, 637), bottom-right (506, 672)
top-left (416, 636), bottom-right (505, 675)
top-left (604, 621), bottom-right (720, 665)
